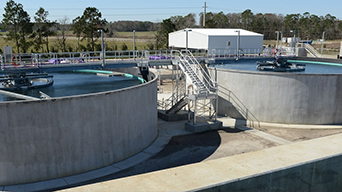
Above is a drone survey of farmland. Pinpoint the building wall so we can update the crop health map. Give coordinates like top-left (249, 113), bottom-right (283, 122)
top-left (169, 30), bottom-right (263, 53)
top-left (208, 36), bottom-right (263, 52)
top-left (0, 72), bottom-right (158, 185)
top-left (211, 67), bottom-right (342, 125)
top-left (188, 31), bottom-right (208, 50)
top-left (169, 31), bottom-right (186, 49)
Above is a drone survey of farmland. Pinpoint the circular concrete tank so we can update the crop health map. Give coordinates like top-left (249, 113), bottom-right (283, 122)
top-left (0, 70), bottom-right (158, 186)
top-left (211, 58), bottom-right (342, 125)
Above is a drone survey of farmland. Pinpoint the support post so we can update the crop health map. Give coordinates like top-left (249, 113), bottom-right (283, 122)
top-left (234, 30), bottom-right (240, 59)
top-left (98, 29), bottom-right (105, 67)
top-left (133, 30), bottom-right (136, 60)
top-left (321, 31), bottom-right (326, 58)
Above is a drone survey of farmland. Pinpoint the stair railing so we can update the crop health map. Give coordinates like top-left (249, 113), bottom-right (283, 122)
top-left (173, 50), bottom-right (217, 95)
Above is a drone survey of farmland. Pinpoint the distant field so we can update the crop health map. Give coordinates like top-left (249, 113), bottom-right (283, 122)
top-left (0, 31), bottom-right (340, 54)
top-left (116, 31), bottom-right (156, 39)
top-left (0, 31), bottom-right (156, 53)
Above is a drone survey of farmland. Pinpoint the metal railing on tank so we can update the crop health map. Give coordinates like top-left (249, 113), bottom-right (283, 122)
top-left (0, 48), bottom-right (297, 71)
top-left (208, 48), bottom-right (264, 58)
top-left (218, 84), bottom-right (260, 128)
top-left (146, 49), bottom-right (173, 60)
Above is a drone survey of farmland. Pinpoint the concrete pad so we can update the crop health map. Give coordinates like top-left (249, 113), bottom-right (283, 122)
top-left (158, 110), bottom-right (189, 121)
top-left (256, 121), bottom-right (342, 129)
top-left (64, 166), bottom-right (122, 185)
top-left (185, 121), bottom-right (223, 133)
top-left (43, 179), bottom-right (69, 191)
top-left (158, 120), bottom-right (192, 137)
top-left (111, 152), bottom-right (152, 171)
top-left (3, 179), bottom-right (51, 192)
top-left (236, 125), bottom-right (292, 145)
top-left (142, 142), bottom-right (165, 155)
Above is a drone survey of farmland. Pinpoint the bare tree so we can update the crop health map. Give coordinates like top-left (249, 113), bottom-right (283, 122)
top-left (57, 16), bottom-right (69, 52)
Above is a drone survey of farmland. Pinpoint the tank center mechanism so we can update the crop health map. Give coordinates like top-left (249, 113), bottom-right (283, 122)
top-left (256, 57), bottom-right (306, 72)
top-left (0, 72), bottom-right (53, 91)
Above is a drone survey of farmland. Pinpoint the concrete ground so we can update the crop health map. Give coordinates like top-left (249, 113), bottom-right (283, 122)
top-left (4, 65), bottom-right (342, 191)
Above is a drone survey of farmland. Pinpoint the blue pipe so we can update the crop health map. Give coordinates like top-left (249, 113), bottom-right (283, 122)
top-left (74, 69), bottom-right (145, 83)
top-left (288, 60), bottom-right (342, 67)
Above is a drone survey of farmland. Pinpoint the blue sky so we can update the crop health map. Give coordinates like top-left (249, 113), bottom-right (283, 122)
top-left (1, 0), bottom-right (341, 23)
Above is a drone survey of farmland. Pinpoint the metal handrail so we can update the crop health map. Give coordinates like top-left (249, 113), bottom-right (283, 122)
top-left (174, 50), bottom-right (217, 95)
top-left (218, 84), bottom-right (260, 127)
top-left (160, 69), bottom-right (187, 110)
top-left (184, 50), bottom-right (217, 91)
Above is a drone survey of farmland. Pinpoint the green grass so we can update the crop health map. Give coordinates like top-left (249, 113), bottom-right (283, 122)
top-left (116, 31), bottom-right (156, 39)
top-left (0, 34), bottom-right (155, 53)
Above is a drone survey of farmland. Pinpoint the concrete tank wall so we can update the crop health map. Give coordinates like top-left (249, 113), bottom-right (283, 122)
top-left (211, 68), bottom-right (342, 125)
top-left (0, 71), bottom-right (158, 185)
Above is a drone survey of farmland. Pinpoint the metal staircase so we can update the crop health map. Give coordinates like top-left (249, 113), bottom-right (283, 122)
top-left (175, 50), bottom-right (217, 96)
top-left (166, 96), bottom-right (188, 114)
top-left (167, 50), bottom-right (218, 125)
top-left (303, 43), bottom-right (322, 58)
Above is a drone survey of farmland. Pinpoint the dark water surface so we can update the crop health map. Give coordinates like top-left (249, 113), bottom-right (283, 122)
top-left (0, 72), bottom-right (141, 102)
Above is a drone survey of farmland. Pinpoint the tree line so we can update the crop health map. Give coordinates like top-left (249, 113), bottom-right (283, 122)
top-left (156, 10), bottom-right (342, 48)
top-left (1, 0), bottom-right (341, 53)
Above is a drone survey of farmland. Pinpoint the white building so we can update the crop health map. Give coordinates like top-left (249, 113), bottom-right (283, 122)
top-left (169, 28), bottom-right (264, 55)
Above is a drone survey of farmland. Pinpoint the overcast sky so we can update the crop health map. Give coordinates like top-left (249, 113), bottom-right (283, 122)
top-left (1, 0), bottom-right (341, 23)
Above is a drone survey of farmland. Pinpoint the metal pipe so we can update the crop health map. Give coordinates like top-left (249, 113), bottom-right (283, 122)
top-left (133, 30), bottom-right (136, 60)
top-left (275, 31), bottom-right (279, 49)
top-left (280, 31), bottom-right (283, 50)
top-left (234, 30), bottom-right (240, 59)
top-left (203, 2), bottom-right (206, 27)
top-left (98, 29), bottom-right (105, 67)
top-left (321, 31), bottom-right (326, 58)
top-left (184, 29), bottom-right (190, 52)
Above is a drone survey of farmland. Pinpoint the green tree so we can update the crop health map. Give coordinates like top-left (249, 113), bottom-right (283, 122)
top-left (71, 16), bottom-right (83, 51)
top-left (72, 7), bottom-right (107, 51)
top-left (16, 3), bottom-right (33, 53)
top-left (2, 0), bottom-right (33, 53)
top-left (170, 13), bottom-right (196, 30)
top-left (155, 18), bottom-right (176, 49)
top-left (241, 9), bottom-right (254, 30)
top-left (34, 7), bottom-right (56, 53)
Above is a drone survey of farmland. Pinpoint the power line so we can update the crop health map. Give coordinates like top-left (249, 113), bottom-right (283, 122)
top-left (23, 7), bottom-right (201, 11)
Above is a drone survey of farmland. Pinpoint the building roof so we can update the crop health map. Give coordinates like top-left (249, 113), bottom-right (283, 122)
top-left (172, 28), bottom-right (263, 37)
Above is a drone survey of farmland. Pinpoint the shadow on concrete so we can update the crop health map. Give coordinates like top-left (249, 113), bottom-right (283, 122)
top-left (49, 127), bottom-right (243, 191)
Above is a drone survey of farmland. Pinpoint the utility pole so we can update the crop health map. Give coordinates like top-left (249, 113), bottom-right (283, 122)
top-left (203, 2), bottom-right (207, 28)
